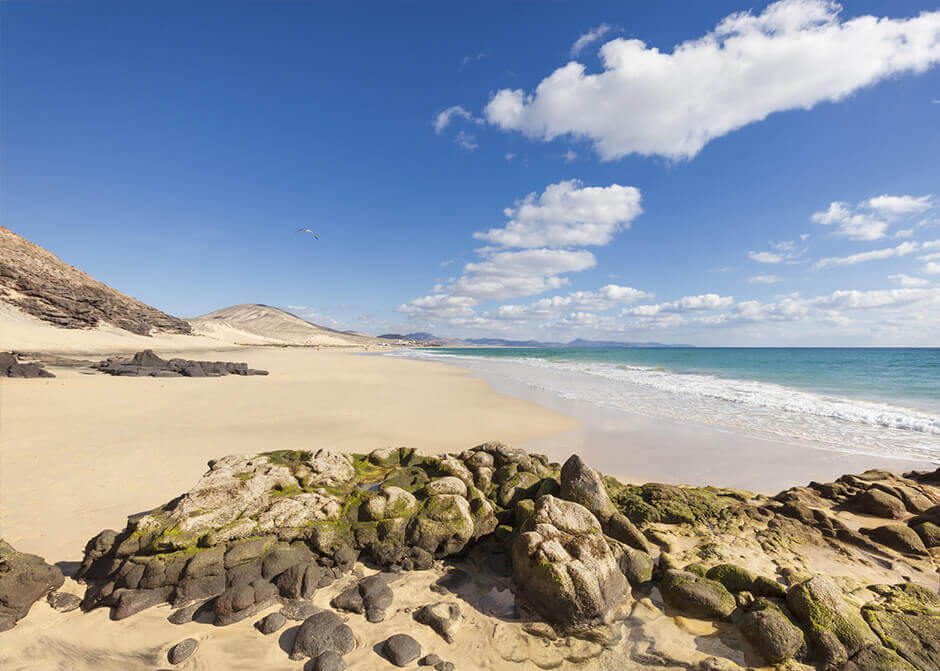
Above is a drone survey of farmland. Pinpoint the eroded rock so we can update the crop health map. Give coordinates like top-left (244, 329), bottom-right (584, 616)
top-left (0, 541), bottom-right (65, 631)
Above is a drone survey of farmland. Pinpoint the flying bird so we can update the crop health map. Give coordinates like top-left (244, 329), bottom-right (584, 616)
top-left (297, 228), bottom-right (319, 239)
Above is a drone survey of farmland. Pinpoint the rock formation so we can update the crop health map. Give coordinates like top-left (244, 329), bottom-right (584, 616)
top-left (0, 540), bottom-right (65, 631)
top-left (92, 349), bottom-right (268, 377)
top-left (68, 442), bottom-right (940, 670)
top-left (0, 351), bottom-right (54, 378)
top-left (0, 226), bottom-right (191, 336)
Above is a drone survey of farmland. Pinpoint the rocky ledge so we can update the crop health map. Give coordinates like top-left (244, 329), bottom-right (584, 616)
top-left (63, 444), bottom-right (939, 670)
top-left (92, 349), bottom-right (269, 377)
top-left (1, 351), bottom-right (54, 378)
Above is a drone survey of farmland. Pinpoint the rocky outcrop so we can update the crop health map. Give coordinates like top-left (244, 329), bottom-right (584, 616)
top-left (0, 226), bottom-right (191, 335)
top-left (92, 349), bottom-right (268, 377)
top-left (0, 351), bottom-right (54, 378)
top-left (512, 495), bottom-right (629, 628)
top-left (0, 540), bottom-right (65, 631)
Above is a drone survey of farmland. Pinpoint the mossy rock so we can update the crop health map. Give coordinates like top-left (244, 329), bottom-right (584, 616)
top-left (911, 521), bottom-right (940, 548)
top-left (380, 466), bottom-right (429, 493)
top-left (497, 471), bottom-right (541, 508)
top-left (862, 605), bottom-right (940, 671)
top-left (741, 599), bottom-right (806, 664)
top-left (684, 562), bottom-right (709, 578)
top-left (841, 644), bottom-right (919, 671)
top-left (707, 564), bottom-right (787, 598)
top-left (619, 546), bottom-right (653, 586)
top-left (613, 483), bottom-right (735, 526)
top-left (659, 569), bottom-right (736, 620)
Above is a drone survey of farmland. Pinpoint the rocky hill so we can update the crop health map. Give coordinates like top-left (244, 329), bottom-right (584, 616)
top-left (189, 304), bottom-right (383, 347)
top-left (0, 226), bottom-right (191, 336)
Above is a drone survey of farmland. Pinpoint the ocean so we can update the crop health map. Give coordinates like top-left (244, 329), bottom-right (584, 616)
top-left (389, 347), bottom-right (940, 464)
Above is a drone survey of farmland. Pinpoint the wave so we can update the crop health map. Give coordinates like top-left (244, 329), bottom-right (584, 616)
top-left (388, 349), bottom-right (940, 461)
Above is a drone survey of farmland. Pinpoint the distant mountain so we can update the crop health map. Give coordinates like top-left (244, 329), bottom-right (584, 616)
top-left (463, 338), bottom-right (551, 347)
top-left (0, 226), bottom-right (191, 336)
top-left (565, 338), bottom-right (694, 348)
top-left (380, 331), bottom-right (693, 348)
top-left (191, 304), bottom-right (383, 347)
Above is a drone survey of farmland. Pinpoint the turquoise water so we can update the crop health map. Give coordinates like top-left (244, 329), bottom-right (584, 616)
top-left (430, 347), bottom-right (940, 413)
top-left (393, 347), bottom-right (940, 462)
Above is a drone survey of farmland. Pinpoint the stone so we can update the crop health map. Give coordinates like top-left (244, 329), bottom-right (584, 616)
top-left (213, 578), bottom-right (278, 625)
top-left (659, 570), bottom-right (736, 620)
top-left (254, 611), bottom-right (287, 634)
top-left (312, 650), bottom-right (347, 671)
top-left (0, 539), bottom-right (65, 631)
top-left (331, 573), bottom-right (393, 622)
top-left (912, 521), bottom-right (940, 548)
top-left (280, 598), bottom-right (320, 621)
top-left (854, 489), bottom-right (907, 520)
top-left (46, 592), bottom-right (82, 612)
top-left (167, 638), bottom-right (198, 665)
top-left (740, 600), bottom-right (806, 663)
top-left (0, 352), bottom-right (54, 378)
top-left (425, 477), bottom-right (467, 497)
top-left (786, 576), bottom-right (879, 671)
top-left (413, 601), bottom-right (463, 642)
top-left (512, 495), bottom-right (629, 628)
top-left (93, 350), bottom-right (268, 377)
top-left (861, 524), bottom-right (928, 555)
top-left (617, 545), bottom-right (654, 587)
top-left (435, 663), bottom-right (455, 671)
top-left (420, 654), bottom-right (442, 666)
top-left (863, 608), bottom-right (940, 671)
top-left (407, 495), bottom-right (475, 556)
top-left (289, 611), bottom-right (355, 660)
top-left (706, 564), bottom-right (786, 598)
top-left (168, 601), bottom-right (203, 624)
top-left (382, 634), bottom-right (422, 667)
top-left (111, 586), bottom-right (174, 619)
top-left (841, 645), bottom-right (917, 671)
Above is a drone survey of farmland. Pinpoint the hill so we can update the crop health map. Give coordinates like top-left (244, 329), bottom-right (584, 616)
top-left (190, 304), bottom-right (384, 347)
top-left (0, 226), bottom-right (191, 336)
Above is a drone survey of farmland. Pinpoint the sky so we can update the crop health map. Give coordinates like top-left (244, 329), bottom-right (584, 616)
top-left (2, 0), bottom-right (940, 346)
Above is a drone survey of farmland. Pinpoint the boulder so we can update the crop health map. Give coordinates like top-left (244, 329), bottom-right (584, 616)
top-left (167, 638), bottom-right (197, 665)
top-left (912, 521), bottom-right (940, 548)
top-left (289, 610), bottom-right (355, 660)
top-left (313, 650), bottom-right (347, 671)
top-left (93, 350), bottom-right (268, 377)
top-left (213, 578), bottom-right (278, 625)
top-left (740, 599), bottom-right (806, 663)
top-left (862, 608), bottom-right (940, 671)
top-left (254, 611), bottom-right (287, 634)
top-left (47, 592), bottom-right (82, 612)
top-left (0, 352), bottom-right (54, 378)
top-left (786, 576), bottom-right (879, 670)
top-left (861, 524), bottom-right (928, 556)
top-left (853, 489), bottom-right (907, 520)
top-left (407, 495), bottom-right (475, 556)
top-left (382, 634), bottom-right (422, 667)
top-left (705, 564), bottom-right (786, 598)
top-left (331, 573), bottom-right (393, 623)
top-left (0, 539), bottom-right (65, 631)
top-left (413, 601), bottom-right (463, 642)
top-left (512, 495), bottom-right (629, 628)
top-left (617, 545), bottom-right (654, 587)
top-left (659, 570), bottom-right (736, 620)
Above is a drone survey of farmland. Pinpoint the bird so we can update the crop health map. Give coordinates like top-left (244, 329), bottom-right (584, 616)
top-left (297, 228), bottom-right (319, 239)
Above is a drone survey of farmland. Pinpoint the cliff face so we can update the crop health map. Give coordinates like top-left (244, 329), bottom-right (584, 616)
top-left (0, 227), bottom-right (190, 336)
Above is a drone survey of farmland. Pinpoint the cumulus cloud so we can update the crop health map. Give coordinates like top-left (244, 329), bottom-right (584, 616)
top-left (397, 294), bottom-right (478, 320)
top-left (748, 251), bottom-right (783, 264)
top-left (749, 274), bottom-right (782, 284)
top-left (454, 248), bottom-right (596, 300)
top-left (455, 130), bottom-right (478, 151)
top-left (812, 288), bottom-right (936, 310)
top-left (571, 24), bottom-right (612, 56)
top-left (927, 262), bottom-right (940, 275)
top-left (863, 194), bottom-right (933, 217)
top-left (484, 1), bottom-right (940, 160)
top-left (488, 284), bottom-right (652, 321)
top-left (811, 201), bottom-right (887, 240)
top-left (813, 241), bottom-right (918, 269)
top-left (889, 273), bottom-right (929, 287)
top-left (624, 293), bottom-right (734, 316)
top-left (434, 105), bottom-right (473, 134)
top-left (473, 180), bottom-right (642, 248)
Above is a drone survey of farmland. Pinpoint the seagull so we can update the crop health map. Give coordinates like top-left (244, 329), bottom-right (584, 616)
top-left (297, 228), bottom-right (319, 239)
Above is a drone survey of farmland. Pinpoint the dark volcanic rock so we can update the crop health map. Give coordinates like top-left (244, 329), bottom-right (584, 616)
top-left (213, 578), bottom-right (278, 625)
top-left (93, 350), bottom-right (268, 377)
top-left (46, 591), bottom-right (81, 612)
top-left (312, 650), bottom-right (347, 671)
top-left (0, 540), bottom-right (65, 631)
top-left (381, 633), bottom-right (422, 667)
top-left (0, 352), bottom-right (54, 378)
top-left (659, 569), bottom-right (736, 620)
top-left (167, 638), bottom-right (198, 665)
top-left (413, 601), bottom-right (462, 642)
top-left (0, 226), bottom-right (192, 335)
top-left (331, 573), bottom-right (393, 622)
top-left (740, 599), bottom-right (806, 663)
top-left (255, 611), bottom-right (287, 634)
top-left (289, 610), bottom-right (355, 660)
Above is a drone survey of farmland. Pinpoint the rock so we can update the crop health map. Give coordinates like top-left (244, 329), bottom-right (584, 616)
top-left (497, 471), bottom-right (541, 508)
top-left (912, 521), bottom-right (940, 548)
top-left (213, 578), bottom-right (278, 625)
top-left (0, 539), bottom-right (65, 631)
top-left (382, 634), bottom-right (422, 667)
top-left (559, 455), bottom-right (649, 552)
top-left (786, 576), bottom-right (879, 670)
top-left (435, 663), bottom-right (455, 671)
top-left (862, 608), bottom-right (940, 671)
top-left (46, 592), bottom-right (81, 612)
top-left (910, 505), bottom-right (940, 527)
top-left (255, 611), bottom-right (287, 634)
top-left (853, 489), bottom-right (907, 520)
top-left (425, 477), bottom-right (467, 497)
top-left (331, 573), bottom-right (393, 622)
top-left (740, 600), bottom-right (806, 663)
top-left (413, 602), bottom-right (463, 642)
top-left (0, 352), bottom-right (54, 378)
top-left (862, 524), bottom-right (928, 556)
top-left (420, 654), bottom-right (442, 666)
top-left (312, 650), bottom-right (347, 671)
top-left (280, 598), bottom-right (320, 621)
top-left (167, 638), bottom-right (198, 665)
top-left (407, 495), bottom-right (474, 556)
top-left (841, 644), bottom-right (917, 671)
top-left (167, 601), bottom-right (203, 624)
top-left (659, 570), bottom-right (736, 620)
top-left (289, 611), bottom-right (355, 660)
top-left (617, 545), bottom-right (654, 587)
top-left (93, 350), bottom-right (268, 377)
top-left (706, 564), bottom-right (786, 598)
top-left (111, 586), bottom-right (174, 619)
top-left (512, 495), bottom-right (629, 628)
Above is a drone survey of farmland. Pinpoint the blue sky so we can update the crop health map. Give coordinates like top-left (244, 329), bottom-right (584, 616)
top-left (2, 0), bottom-right (939, 345)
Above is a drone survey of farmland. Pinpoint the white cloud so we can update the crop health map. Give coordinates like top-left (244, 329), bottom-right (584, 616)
top-left (462, 52), bottom-right (486, 65)
top-left (473, 180), bottom-right (642, 248)
top-left (813, 241), bottom-right (918, 269)
top-left (894, 228), bottom-right (914, 239)
top-left (926, 262), bottom-right (940, 275)
top-left (434, 105), bottom-right (473, 134)
top-left (749, 274), bottom-right (782, 284)
top-left (624, 293), bottom-right (733, 316)
top-left (489, 284), bottom-right (652, 321)
top-left (397, 294), bottom-right (478, 319)
top-left (811, 201), bottom-right (887, 240)
top-left (863, 194), bottom-right (933, 217)
top-left (455, 130), bottom-right (478, 151)
top-left (484, 1), bottom-right (940, 160)
top-left (504, 153), bottom-right (516, 161)
top-left (889, 273), bottom-right (929, 287)
top-left (748, 251), bottom-right (783, 264)
top-left (563, 149), bottom-right (578, 162)
top-left (571, 23), bottom-right (612, 56)
top-left (812, 288), bottom-right (936, 310)
top-left (454, 248), bottom-right (596, 300)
